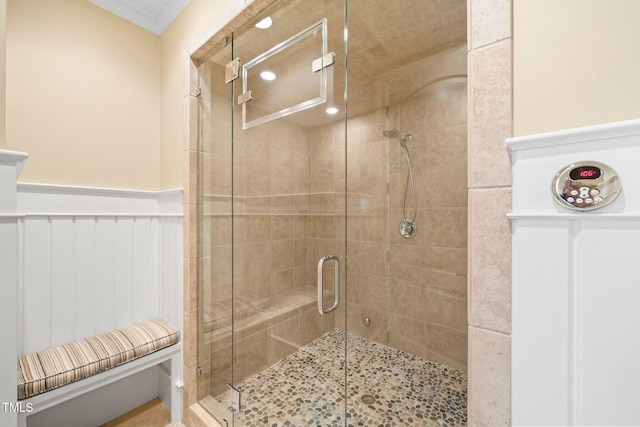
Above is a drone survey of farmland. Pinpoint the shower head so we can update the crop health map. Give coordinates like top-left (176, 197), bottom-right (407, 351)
top-left (383, 128), bottom-right (412, 146)
top-left (383, 128), bottom-right (401, 139)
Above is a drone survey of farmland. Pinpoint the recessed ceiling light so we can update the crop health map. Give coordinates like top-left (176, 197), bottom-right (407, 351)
top-left (260, 71), bottom-right (276, 81)
top-left (326, 107), bottom-right (339, 115)
top-left (255, 16), bottom-right (272, 29)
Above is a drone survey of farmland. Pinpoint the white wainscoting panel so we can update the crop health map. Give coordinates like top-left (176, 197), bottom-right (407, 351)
top-left (575, 219), bottom-right (640, 425)
top-left (0, 150), bottom-right (28, 427)
top-left (157, 215), bottom-right (183, 330)
top-left (16, 184), bottom-right (183, 355)
top-left (508, 119), bottom-right (640, 426)
top-left (511, 219), bottom-right (571, 424)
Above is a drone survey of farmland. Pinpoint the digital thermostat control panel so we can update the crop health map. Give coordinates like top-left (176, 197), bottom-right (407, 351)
top-left (551, 161), bottom-right (621, 211)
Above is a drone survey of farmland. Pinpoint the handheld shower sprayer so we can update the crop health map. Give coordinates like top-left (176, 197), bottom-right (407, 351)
top-left (383, 128), bottom-right (412, 147)
top-left (383, 128), bottom-right (417, 238)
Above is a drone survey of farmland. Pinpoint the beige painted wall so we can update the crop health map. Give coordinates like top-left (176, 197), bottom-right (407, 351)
top-left (514, 0), bottom-right (640, 136)
top-left (6, 0), bottom-right (637, 186)
top-left (5, 0), bottom-right (236, 190)
top-left (5, 0), bottom-right (239, 190)
top-left (6, 0), bottom-right (161, 189)
top-left (0, 0), bottom-right (5, 149)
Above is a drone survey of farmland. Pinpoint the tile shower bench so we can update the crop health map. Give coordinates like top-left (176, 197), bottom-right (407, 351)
top-left (203, 286), bottom-right (336, 339)
top-left (203, 286), bottom-right (336, 393)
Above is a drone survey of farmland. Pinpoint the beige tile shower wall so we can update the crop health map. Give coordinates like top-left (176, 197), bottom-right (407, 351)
top-left (390, 87), bottom-right (468, 371)
top-left (197, 61), bottom-right (231, 402)
top-left (197, 58), bottom-right (343, 399)
top-left (329, 75), bottom-right (468, 371)
top-left (231, 116), bottom-right (314, 298)
top-left (183, 2), bottom-right (518, 426)
top-left (467, 0), bottom-right (512, 425)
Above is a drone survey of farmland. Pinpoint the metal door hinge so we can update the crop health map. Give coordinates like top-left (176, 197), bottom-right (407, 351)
top-left (225, 58), bottom-right (241, 83)
top-left (237, 90), bottom-right (253, 105)
top-left (312, 52), bottom-right (336, 72)
top-left (227, 383), bottom-right (241, 412)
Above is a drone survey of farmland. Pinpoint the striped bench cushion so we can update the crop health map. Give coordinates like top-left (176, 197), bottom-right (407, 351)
top-left (17, 319), bottom-right (179, 400)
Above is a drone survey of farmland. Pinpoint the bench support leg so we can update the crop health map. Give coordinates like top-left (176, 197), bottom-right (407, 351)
top-left (170, 354), bottom-right (183, 424)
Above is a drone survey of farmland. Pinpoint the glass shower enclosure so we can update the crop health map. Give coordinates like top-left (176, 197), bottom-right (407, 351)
top-left (196, 0), bottom-right (468, 425)
top-left (198, 1), bottom-right (348, 424)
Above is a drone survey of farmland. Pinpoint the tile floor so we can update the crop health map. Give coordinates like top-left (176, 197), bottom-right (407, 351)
top-left (100, 398), bottom-right (181, 427)
top-left (216, 329), bottom-right (467, 426)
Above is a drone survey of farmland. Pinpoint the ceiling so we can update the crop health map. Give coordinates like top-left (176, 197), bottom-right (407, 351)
top-left (90, 0), bottom-right (467, 128)
top-left (205, 0), bottom-right (467, 128)
top-left (89, 0), bottom-right (191, 35)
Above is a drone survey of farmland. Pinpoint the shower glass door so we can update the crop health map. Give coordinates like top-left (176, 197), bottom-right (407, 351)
top-left (198, 0), bottom-right (470, 425)
top-left (227, 0), bottom-right (348, 424)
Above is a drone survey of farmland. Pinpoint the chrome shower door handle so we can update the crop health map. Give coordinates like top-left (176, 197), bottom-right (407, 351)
top-left (317, 255), bottom-right (340, 315)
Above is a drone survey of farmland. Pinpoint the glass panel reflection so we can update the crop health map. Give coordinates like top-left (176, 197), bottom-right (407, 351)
top-left (242, 19), bottom-right (329, 129)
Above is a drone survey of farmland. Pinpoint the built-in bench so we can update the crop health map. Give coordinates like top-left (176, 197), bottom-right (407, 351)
top-left (18, 319), bottom-right (178, 400)
top-left (203, 286), bottom-right (336, 398)
top-left (202, 286), bottom-right (334, 336)
top-left (16, 319), bottom-right (182, 427)
top-left (0, 176), bottom-right (185, 427)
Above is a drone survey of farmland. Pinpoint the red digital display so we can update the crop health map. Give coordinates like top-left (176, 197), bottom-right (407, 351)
top-left (569, 166), bottom-right (601, 180)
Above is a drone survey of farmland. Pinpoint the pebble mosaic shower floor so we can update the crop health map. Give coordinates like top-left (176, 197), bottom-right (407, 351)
top-left (217, 329), bottom-right (467, 426)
